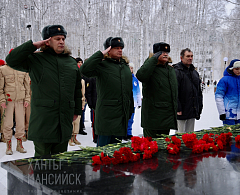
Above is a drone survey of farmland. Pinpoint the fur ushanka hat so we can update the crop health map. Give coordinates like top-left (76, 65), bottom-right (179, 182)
top-left (42, 25), bottom-right (67, 40)
top-left (103, 37), bottom-right (124, 49)
top-left (153, 42), bottom-right (170, 53)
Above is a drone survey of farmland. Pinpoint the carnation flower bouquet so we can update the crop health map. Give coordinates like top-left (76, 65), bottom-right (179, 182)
top-left (19, 124), bottom-right (240, 169)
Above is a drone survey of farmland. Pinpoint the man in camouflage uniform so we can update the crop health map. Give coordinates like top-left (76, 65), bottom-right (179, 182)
top-left (0, 57), bottom-right (30, 155)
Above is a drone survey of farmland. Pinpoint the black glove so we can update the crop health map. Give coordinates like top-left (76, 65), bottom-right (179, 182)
top-left (138, 106), bottom-right (141, 109)
top-left (153, 51), bottom-right (162, 59)
top-left (196, 116), bottom-right (200, 120)
top-left (220, 114), bottom-right (226, 121)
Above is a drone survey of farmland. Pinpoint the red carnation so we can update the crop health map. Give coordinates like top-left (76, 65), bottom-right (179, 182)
top-left (143, 149), bottom-right (152, 159)
top-left (192, 144), bottom-right (204, 154)
top-left (217, 133), bottom-right (227, 146)
top-left (217, 140), bottom-right (223, 150)
top-left (101, 152), bottom-right (104, 158)
top-left (6, 94), bottom-right (10, 97)
top-left (235, 135), bottom-right (240, 143)
top-left (209, 133), bottom-right (214, 137)
top-left (140, 142), bottom-right (149, 152)
top-left (202, 134), bottom-right (213, 143)
top-left (167, 143), bottom-right (180, 154)
top-left (208, 138), bottom-right (214, 143)
top-left (211, 144), bottom-right (219, 152)
top-left (236, 143), bottom-right (240, 149)
top-left (7, 98), bottom-right (12, 102)
top-left (165, 137), bottom-right (171, 142)
top-left (92, 155), bottom-right (102, 165)
top-left (102, 155), bottom-right (112, 165)
top-left (198, 139), bottom-right (207, 145)
top-left (122, 155), bottom-right (129, 163)
top-left (202, 134), bottom-right (210, 141)
top-left (171, 136), bottom-right (181, 148)
top-left (133, 153), bottom-right (141, 161)
top-left (203, 143), bottom-right (211, 152)
top-left (149, 141), bottom-right (158, 154)
top-left (113, 150), bottom-right (122, 159)
top-left (182, 133), bottom-right (198, 149)
top-left (131, 136), bottom-right (142, 151)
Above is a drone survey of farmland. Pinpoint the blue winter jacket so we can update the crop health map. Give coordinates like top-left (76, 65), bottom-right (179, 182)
top-left (215, 59), bottom-right (240, 120)
top-left (132, 74), bottom-right (141, 107)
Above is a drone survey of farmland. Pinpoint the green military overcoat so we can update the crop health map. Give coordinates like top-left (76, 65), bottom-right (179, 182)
top-left (80, 51), bottom-right (134, 136)
top-left (5, 40), bottom-right (82, 143)
top-left (136, 57), bottom-right (178, 130)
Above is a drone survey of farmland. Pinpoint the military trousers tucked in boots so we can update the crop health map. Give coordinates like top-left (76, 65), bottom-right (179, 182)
top-left (25, 102), bottom-right (31, 131)
top-left (69, 116), bottom-right (81, 146)
top-left (2, 100), bottom-right (25, 140)
top-left (72, 115), bottom-right (81, 135)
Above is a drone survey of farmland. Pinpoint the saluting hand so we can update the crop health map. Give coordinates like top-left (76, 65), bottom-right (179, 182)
top-left (153, 51), bottom-right (162, 60)
top-left (102, 46), bottom-right (111, 55)
top-left (33, 37), bottom-right (51, 49)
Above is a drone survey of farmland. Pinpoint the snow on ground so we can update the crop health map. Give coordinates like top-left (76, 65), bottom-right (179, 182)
top-left (195, 85), bottom-right (223, 131)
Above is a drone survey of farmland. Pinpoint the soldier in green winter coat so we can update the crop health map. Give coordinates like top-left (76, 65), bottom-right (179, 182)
top-left (5, 25), bottom-right (82, 156)
top-left (136, 42), bottom-right (178, 138)
top-left (80, 37), bottom-right (134, 147)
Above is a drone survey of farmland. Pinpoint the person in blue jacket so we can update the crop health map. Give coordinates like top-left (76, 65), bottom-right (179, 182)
top-left (124, 63), bottom-right (141, 140)
top-left (215, 59), bottom-right (240, 125)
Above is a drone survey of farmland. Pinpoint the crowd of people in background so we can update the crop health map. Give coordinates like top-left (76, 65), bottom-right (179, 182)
top-left (0, 24), bottom-right (239, 157)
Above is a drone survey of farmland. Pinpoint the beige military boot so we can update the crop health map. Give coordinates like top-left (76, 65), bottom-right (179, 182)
top-left (6, 139), bottom-right (13, 155)
top-left (22, 134), bottom-right (27, 142)
top-left (16, 138), bottom-right (27, 153)
top-left (68, 135), bottom-right (75, 146)
top-left (73, 135), bottom-right (81, 145)
top-left (0, 133), bottom-right (6, 143)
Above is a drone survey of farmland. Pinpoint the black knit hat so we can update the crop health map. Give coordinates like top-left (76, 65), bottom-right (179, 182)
top-left (42, 25), bottom-right (67, 40)
top-left (153, 42), bottom-right (170, 53)
top-left (75, 57), bottom-right (83, 63)
top-left (103, 37), bottom-right (124, 49)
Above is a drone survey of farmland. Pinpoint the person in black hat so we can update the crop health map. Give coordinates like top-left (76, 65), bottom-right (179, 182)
top-left (173, 48), bottom-right (203, 133)
top-left (136, 42), bottom-right (178, 138)
top-left (5, 25), bottom-right (82, 156)
top-left (75, 57), bottom-right (88, 136)
top-left (80, 37), bottom-right (134, 147)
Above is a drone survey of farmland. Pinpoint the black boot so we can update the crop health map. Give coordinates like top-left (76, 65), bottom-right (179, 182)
top-left (79, 130), bottom-right (87, 135)
top-left (93, 135), bottom-right (98, 143)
